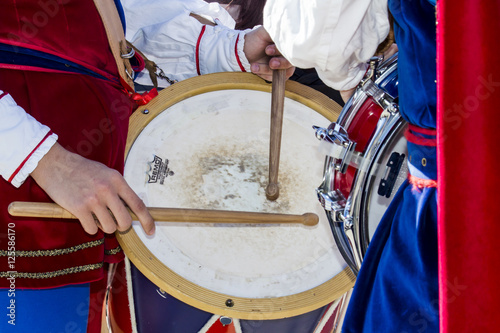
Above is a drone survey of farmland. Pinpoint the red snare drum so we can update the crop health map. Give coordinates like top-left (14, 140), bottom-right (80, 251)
top-left (314, 54), bottom-right (406, 274)
top-left (118, 73), bottom-right (355, 332)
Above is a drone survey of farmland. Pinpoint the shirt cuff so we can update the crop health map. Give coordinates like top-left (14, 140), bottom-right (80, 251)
top-left (9, 132), bottom-right (58, 188)
top-left (0, 92), bottom-right (59, 187)
top-left (198, 25), bottom-right (251, 75)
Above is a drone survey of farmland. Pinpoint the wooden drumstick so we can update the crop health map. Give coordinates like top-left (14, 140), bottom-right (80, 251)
top-left (7, 201), bottom-right (319, 226)
top-left (265, 68), bottom-right (287, 201)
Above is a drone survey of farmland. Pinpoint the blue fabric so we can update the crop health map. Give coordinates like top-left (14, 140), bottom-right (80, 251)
top-left (344, 181), bottom-right (438, 332)
top-left (342, 0), bottom-right (439, 332)
top-left (390, 0), bottom-right (437, 129)
top-left (114, 0), bottom-right (127, 32)
top-left (0, 43), bottom-right (115, 83)
top-left (407, 141), bottom-right (437, 180)
top-left (0, 284), bottom-right (90, 332)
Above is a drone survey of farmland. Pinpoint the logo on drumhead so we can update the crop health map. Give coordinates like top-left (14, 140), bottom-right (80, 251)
top-left (147, 155), bottom-right (174, 184)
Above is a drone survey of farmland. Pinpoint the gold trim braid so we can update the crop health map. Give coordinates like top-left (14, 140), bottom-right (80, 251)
top-left (0, 239), bottom-right (105, 258)
top-left (0, 263), bottom-right (103, 279)
top-left (104, 246), bottom-right (122, 256)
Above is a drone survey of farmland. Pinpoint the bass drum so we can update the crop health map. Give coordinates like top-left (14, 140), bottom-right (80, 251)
top-left (315, 53), bottom-right (407, 274)
top-left (118, 72), bottom-right (355, 332)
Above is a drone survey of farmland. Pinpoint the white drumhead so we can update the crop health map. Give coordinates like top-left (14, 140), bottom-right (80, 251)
top-left (366, 125), bottom-right (408, 240)
top-left (125, 88), bottom-right (345, 297)
top-left (119, 73), bottom-right (353, 319)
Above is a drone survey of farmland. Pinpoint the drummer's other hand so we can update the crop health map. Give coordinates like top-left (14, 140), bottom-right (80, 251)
top-left (244, 26), bottom-right (295, 81)
top-left (31, 143), bottom-right (155, 235)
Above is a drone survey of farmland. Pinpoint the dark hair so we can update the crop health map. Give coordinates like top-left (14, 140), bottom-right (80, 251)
top-left (206, 0), bottom-right (267, 30)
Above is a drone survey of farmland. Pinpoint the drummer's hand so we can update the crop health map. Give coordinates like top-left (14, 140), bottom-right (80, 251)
top-left (31, 143), bottom-right (155, 235)
top-left (244, 26), bottom-right (295, 81)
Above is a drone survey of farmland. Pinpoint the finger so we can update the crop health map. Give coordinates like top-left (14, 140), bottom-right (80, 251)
top-left (76, 212), bottom-right (100, 235)
top-left (250, 63), bottom-right (273, 81)
top-left (92, 205), bottom-right (118, 234)
top-left (118, 185), bottom-right (155, 235)
top-left (265, 44), bottom-right (280, 56)
top-left (106, 198), bottom-right (133, 232)
top-left (269, 57), bottom-right (293, 71)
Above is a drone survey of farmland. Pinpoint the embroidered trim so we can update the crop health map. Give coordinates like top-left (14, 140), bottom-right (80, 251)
top-left (196, 25), bottom-right (207, 75)
top-left (8, 130), bottom-right (54, 183)
top-left (104, 246), bottom-right (122, 256)
top-left (0, 239), bottom-right (104, 258)
top-left (0, 262), bottom-right (103, 279)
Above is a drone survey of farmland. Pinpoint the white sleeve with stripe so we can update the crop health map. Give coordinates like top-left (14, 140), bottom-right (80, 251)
top-left (263, 0), bottom-right (390, 91)
top-left (0, 91), bottom-right (58, 187)
top-left (121, 0), bottom-right (250, 87)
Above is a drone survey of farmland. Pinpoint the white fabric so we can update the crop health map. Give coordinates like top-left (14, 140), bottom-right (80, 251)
top-left (263, 0), bottom-right (390, 90)
top-left (122, 0), bottom-right (251, 87)
top-left (0, 91), bottom-right (58, 187)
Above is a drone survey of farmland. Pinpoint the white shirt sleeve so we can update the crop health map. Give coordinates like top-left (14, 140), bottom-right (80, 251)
top-left (263, 0), bottom-right (390, 91)
top-left (0, 91), bottom-right (58, 187)
top-left (122, 0), bottom-right (250, 87)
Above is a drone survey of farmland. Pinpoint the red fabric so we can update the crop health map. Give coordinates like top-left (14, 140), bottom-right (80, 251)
top-left (131, 87), bottom-right (159, 106)
top-left (87, 272), bottom-right (109, 333)
top-left (405, 130), bottom-right (437, 146)
top-left (0, 69), bottom-right (131, 289)
top-left (0, 0), bottom-right (132, 289)
top-left (408, 124), bottom-right (437, 136)
top-left (108, 261), bottom-right (133, 333)
top-left (437, 1), bottom-right (500, 331)
top-left (0, 0), bottom-right (119, 82)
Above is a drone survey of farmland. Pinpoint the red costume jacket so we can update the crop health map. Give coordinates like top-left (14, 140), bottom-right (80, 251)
top-left (0, 0), bottom-right (134, 288)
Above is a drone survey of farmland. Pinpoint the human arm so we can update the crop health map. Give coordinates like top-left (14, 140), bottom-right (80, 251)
top-left (0, 90), bottom-right (154, 235)
top-left (263, 0), bottom-right (390, 91)
top-left (121, 0), bottom-right (293, 85)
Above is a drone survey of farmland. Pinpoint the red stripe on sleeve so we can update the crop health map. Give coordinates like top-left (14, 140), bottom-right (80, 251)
top-left (196, 25), bottom-right (207, 76)
top-left (8, 130), bottom-right (54, 183)
top-left (0, 92), bottom-right (8, 99)
top-left (235, 34), bottom-right (246, 72)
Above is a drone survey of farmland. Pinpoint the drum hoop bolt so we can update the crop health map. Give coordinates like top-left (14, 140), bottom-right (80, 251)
top-left (225, 299), bottom-right (234, 307)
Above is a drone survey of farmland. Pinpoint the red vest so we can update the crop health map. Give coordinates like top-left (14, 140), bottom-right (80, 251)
top-left (0, 0), bottom-right (134, 288)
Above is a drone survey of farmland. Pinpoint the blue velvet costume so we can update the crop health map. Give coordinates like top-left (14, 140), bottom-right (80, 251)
top-left (343, 0), bottom-right (439, 332)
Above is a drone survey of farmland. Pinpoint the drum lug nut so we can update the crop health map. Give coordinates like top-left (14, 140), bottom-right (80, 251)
top-left (316, 190), bottom-right (346, 223)
top-left (225, 299), bottom-right (234, 307)
top-left (313, 124), bottom-right (356, 174)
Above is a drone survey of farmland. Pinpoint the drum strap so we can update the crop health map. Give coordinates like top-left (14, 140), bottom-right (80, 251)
top-left (93, 0), bottom-right (135, 92)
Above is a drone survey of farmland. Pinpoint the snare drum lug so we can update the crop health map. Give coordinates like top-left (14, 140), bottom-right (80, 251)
top-left (313, 125), bottom-right (356, 174)
top-left (316, 190), bottom-right (346, 223)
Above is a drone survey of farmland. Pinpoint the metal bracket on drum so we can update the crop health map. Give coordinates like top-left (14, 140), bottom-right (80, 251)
top-left (313, 124), bottom-right (357, 174)
top-left (316, 189), bottom-right (346, 222)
